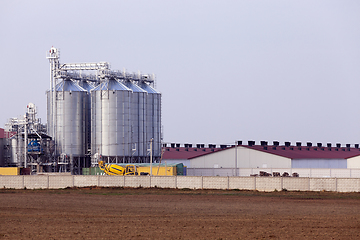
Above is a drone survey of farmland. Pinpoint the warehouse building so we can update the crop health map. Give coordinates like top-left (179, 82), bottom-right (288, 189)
top-left (189, 141), bottom-right (360, 169)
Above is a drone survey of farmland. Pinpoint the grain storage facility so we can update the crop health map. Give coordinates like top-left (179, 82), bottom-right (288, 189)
top-left (44, 47), bottom-right (162, 173)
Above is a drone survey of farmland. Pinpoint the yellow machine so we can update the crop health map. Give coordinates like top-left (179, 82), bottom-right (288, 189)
top-left (98, 161), bottom-right (140, 175)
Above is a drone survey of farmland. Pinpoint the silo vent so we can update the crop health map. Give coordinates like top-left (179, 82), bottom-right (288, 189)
top-left (285, 142), bottom-right (291, 147)
top-left (237, 141), bottom-right (242, 145)
top-left (317, 143), bottom-right (322, 147)
top-left (220, 145), bottom-right (227, 149)
top-left (201, 144), bottom-right (205, 148)
top-left (327, 143), bottom-right (332, 148)
top-left (248, 141), bottom-right (255, 146)
top-left (196, 144), bottom-right (201, 148)
top-left (346, 144), bottom-right (351, 148)
top-left (189, 144), bottom-right (193, 148)
top-left (273, 141), bottom-right (279, 146)
top-left (296, 142), bottom-right (301, 147)
top-left (355, 144), bottom-right (359, 149)
top-left (307, 142), bottom-right (312, 147)
top-left (176, 143), bottom-right (180, 148)
top-left (171, 143), bottom-right (175, 148)
top-left (260, 141), bottom-right (267, 146)
top-left (336, 143), bottom-right (341, 148)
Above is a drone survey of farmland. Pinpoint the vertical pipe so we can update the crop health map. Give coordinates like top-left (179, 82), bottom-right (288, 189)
top-left (150, 138), bottom-right (153, 176)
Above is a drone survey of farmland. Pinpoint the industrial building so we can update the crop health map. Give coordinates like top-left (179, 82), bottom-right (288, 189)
top-left (161, 141), bottom-right (360, 177)
top-left (0, 47), bottom-right (162, 174)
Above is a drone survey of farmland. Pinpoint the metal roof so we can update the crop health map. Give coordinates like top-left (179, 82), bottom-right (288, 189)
top-left (93, 79), bottom-right (130, 91)
top-left (244, 145), bottom-right (360, 159)
top-left (122, 81), bottom-right (147, 93)
top-left (162, 147), bottom-right (224, 160)
top-left (56, 80), bottom-right (86, 92)
top-left (184, 144), bottom-right (360, 160)
top-left (138, 82), bottom-right (160, 94)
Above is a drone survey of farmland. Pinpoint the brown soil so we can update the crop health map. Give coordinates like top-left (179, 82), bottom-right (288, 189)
top-left (0, 187), bottom-right (360, 239)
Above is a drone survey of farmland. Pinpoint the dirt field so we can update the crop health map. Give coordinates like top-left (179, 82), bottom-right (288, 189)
top-left (0, 187), bottom-right (360, 239)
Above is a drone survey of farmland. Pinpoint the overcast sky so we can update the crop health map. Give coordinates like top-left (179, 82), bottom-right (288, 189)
top-left (1, 0), bottom-right (360, 146)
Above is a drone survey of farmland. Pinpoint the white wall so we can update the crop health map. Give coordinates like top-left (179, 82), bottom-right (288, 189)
top-left (347, 155), bottom-right (360, 168)
top-left (190, 147), bottom-right (291, 169)
top-left (2, 175), bottom-right (360, 192)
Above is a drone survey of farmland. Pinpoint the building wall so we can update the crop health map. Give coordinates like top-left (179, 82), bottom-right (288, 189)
top-left (292, 159), bottom-right (347, 168)
top-left (347, 155), bottom-right (360, 168)
top-left (190, 147), bottom-right (291, 169)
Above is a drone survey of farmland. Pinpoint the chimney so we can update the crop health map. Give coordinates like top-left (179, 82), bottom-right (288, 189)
top-left (355, 144), bottom-right (359, 149)
top-left (163, 143), bottom-right (167, 147)
top-left (260, 141), bottom-right (268, 146)
top-left (317, 143), bottom-right (322, 147)
top-left (189, 144), bottom-right (193, 148)
top-left (184, 143), bottom-right (189, 148)
top-left (220, 145), bottom-right (227, 149)
top-left (248, 141), bottom-right (255, 146)
top-left (171, 143), bottom-right (175, 148)
top-left (336, 143), bottom-right (341, 148)
top-left (176, 143), bottom-right (180, 148)
top-left (296, 142), bottom-right (301, 147)
top-left (346, 144), bottom-right (351, 148)
top-left (273, 141), bottom-right (279, 146)
top-left (285, 142), bottom-right (291, 147)
top-left (201, 144), bottom-right (205, 148)
top-left (237, 141), bottom-right (242, 146)
top-left (307, 142), bottom-right (312, 147)
top-left (196, 144), bottom-right (201, 148)
top-left (327, 143), bottom-right (332, 148)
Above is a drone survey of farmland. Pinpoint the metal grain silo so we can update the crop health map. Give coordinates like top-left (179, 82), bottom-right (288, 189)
top-left (122, 80), bottom-right (147, 161)
top-left (54, 79), bottom-right (88, 156)
top-left (138, 81), bottom-right (162, 159)
top-left (91, 79), bottom-right (132, 161)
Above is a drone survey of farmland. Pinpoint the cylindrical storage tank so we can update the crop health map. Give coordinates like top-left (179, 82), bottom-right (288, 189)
top-left (138, 82), bottom-right (162, 159)
top-left (55, 79), bottom-right (88, 156)
top-left (122, 80), bottom-right (147, 159)
top-left (78, 81), bottom-right (96, 153)
top-left (91, 79), bottom-right (132, 159)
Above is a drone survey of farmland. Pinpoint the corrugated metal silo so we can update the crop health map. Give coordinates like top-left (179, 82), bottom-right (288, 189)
top-left (91, 79), bottom-right (132, 160)
top-left (55, 79), bottom-right (88, 156)
top-left (138, 81), bottom-right (162, 159)
top-left (122, 80), bottom-right (147, 161)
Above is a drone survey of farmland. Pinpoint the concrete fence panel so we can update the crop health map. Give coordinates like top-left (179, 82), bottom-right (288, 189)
top-left (49, 175), bottom-right (73, 189)
top-left (124, 176), bottom-right (150, 188)
top-left (99, 176), bottom-right (125, 187)
top-left (203, 176), bottom-right (228, 189)
top-left (24, 175), bottom-right (48, 189)
top-left (256, 177), bottom-right (282, 191)
top-left (151, 176), bottom-right (176, 188)
top-left (229, 177), bottom-right (255, 190)
top-left (283, 177), bottom-right (310, 191)
top-left (74, 176), bottom-right (99, 187)
top-left (350, 169), bottom-right (360, 178)
top-left (310, 178), bottom-right (336, 191)
top-left (336, 178), bottom-right (360, 192)
top-left (0, 176), bottom-right (24, 189)
top-left (176, 176), bottom-right (202, 189)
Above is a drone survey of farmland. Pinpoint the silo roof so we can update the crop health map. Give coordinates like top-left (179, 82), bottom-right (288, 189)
top-left (79, 81), bottom-right (95, 91)
top-left (93, 79), bottom-right (130, 91)
top-left (56, 80), bottom-right (86, 92)
top-left (122, 81), bottom-right (147, 93)
top-left (139, 82), bottom-right (160, 94)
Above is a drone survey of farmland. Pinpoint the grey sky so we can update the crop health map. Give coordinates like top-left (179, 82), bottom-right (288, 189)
top-left (1, 0), bottom-right (360, 146)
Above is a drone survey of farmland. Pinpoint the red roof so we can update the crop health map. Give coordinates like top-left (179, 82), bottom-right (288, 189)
top-left (162, 147), bottom-right (224, 160)
top-left (185, 144), bottom-right (360, 160)
top-left (244, 145), bottom-right (360, 159)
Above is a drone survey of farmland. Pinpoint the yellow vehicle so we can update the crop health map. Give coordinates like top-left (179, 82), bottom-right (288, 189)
top-left (98, 161), bottom-right (142, 175)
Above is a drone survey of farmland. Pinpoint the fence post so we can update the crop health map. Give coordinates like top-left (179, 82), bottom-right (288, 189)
top-left (201, 176), bottom-right (203, 189)
top-left (97, 175), bottom-right (100, 187)
top-left (254, 176), bottom-right (256, 191)
top-left (281, 177), bottom-right (283, 190)
top-left (47, 175), bottom-right (49, 189)
top-left (227, 176), bottom-right (229, 189)
top-left (335, 178), bottom-right (338, 192)
top-left (175, 176), bottom-right (177, 189)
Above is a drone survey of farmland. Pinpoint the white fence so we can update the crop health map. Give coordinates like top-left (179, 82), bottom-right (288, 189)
top-left (187, 168), bottom-right (360, 178)
top-left (1, 175), bottom-right (360, 192)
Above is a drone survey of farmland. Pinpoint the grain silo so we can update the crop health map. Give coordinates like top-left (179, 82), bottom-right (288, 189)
top-left (52, 79), bottom-right (89, 157)
top-left (91, 79), bottom-right (132, 162)
top-left (138, 79), bottom-right (162, 160)
top-left (121, 79), bottom-right (147, 162)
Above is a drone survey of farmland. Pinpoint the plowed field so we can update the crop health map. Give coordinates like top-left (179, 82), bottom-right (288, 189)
top-left (1, 187), bottom-right (360, 239)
